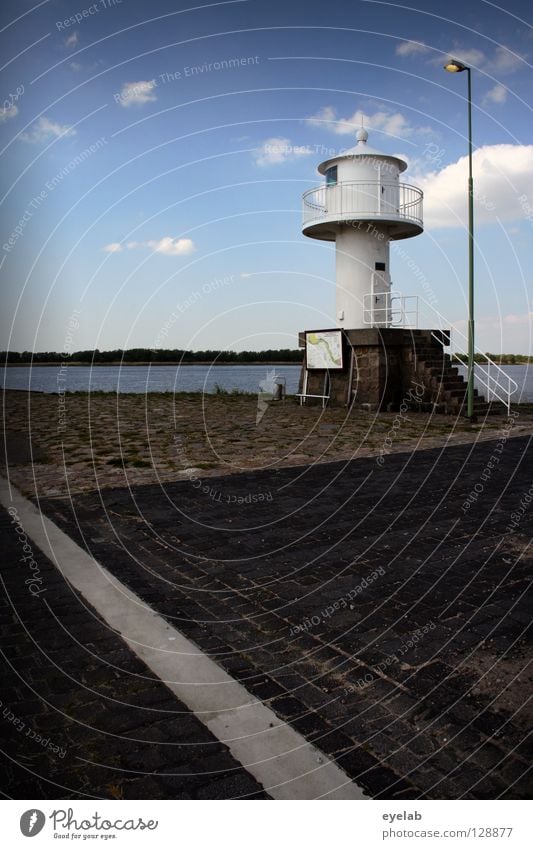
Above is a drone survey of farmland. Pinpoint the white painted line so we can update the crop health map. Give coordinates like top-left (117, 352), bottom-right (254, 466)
top-left (0, 476), bottom-right (368, 800)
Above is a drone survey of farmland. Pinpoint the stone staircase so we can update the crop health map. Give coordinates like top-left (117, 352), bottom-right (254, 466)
top-left (404, 330), bottom-right (495, 417)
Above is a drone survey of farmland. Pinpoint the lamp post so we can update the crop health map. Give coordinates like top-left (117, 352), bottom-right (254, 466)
top-left (444, 58), bottom-right (475, 421)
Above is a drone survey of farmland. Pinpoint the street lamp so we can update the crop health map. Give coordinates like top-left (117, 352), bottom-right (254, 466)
top-left (444, 58), bottom-right (475, 421)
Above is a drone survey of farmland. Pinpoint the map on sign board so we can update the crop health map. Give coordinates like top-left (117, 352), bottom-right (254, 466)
top-left (306, 330), bottom-right (343, 370)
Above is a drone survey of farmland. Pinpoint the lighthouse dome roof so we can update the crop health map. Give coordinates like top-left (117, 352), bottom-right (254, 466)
top-left (317, 129), bottom-right (408, 174)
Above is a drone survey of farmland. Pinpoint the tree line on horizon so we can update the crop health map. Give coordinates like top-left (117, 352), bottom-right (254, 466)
top-left (1, 348), bottom-right (305, 364)
top-left (451, 353), bottom-right (532, 365)
top-left (2, 348), bottom-right (530, 365)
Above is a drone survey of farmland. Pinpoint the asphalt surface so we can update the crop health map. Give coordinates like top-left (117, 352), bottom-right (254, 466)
top-left (1, 433), bottom-right (532, 799)
top-left (29, 432), bottom-right (533, 800)
top-left (0, 505), bottom-right (269, 800)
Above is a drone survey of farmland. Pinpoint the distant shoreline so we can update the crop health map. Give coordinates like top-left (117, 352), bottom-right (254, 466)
top-left (4, 359), bottom-right (530, 367)
top-left (4, 361), bottom-right (302, 367)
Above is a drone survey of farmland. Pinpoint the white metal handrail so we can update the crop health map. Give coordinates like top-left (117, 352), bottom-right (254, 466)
top-left (429, 328), bottom-right (518, 413)
top-left (451, 351), bottom-right (518, 413)
top-left (302, 180), bottom-right (423, 228)
top-left (363, 293), bottom-right (419, 328)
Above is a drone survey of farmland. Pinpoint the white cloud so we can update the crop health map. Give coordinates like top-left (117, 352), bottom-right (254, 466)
top-left (145, 237), bottom-right (195, 255)
top-left (307, 105), bottom-right (350, 133)
top-left (116, 80), bottom-right (157, 108)
top-left (436, 47), bottom-right (486, 69)
top-left (106, 237), bottom-right (196, 255)
top-left (437, 44), bottom-right (525, 74)
top-left (0, 103), bottom-right (18, 123)
top-left (413, 144), bottom-right (533, 229)
top-left (396, 40), bottom-right (430, 57)
top-left (502, 312), bottom-right (533, 326)
top-left (20, 116), bottom-right (76, 143)
top-left (254, 136), bottom-right (312, 166)
top-left (306, 106), bottom-right (429, 140)
top-left (452, 313), bottom-right (532, 356)
top-left (484, 84), bottom-right (507, 106)
top-left (396, 38), bottom-right (521, 75)
top-left (70, 61), bottom-right (82, 72)
top-left (492, 45), bottom-right (526, 74)
top-left (374, 111), bottom-right (416, 139)
top-left (64, 31), bottom-right (79, 49)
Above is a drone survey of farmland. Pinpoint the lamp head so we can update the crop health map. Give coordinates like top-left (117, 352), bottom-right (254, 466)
top-left (444, 58), bottom-right (469, 73)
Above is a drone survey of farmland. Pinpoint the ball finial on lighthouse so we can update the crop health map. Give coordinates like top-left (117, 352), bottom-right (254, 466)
top-left (302, 127), bottom-right (424, 328)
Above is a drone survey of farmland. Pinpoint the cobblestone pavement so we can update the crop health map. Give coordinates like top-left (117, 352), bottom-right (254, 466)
top-left (34, 433), bottom-right (533, 800)
top-left (5, 389), bottom-right (532, 500)
top-left (0, 507), bottom-right (269, 800)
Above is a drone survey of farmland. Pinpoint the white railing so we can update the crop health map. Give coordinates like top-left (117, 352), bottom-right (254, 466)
top-left (302, 180), bottom-right (423, 229)
top-left (452, 351), bottom-right (518, 414)
top-left (429, 327), bottom-right (518, 413)
top-left (363, 293), bottom-right (419, 328)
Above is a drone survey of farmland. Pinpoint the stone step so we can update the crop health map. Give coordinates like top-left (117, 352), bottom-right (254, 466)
top-left (418, 362), bottom-right (445, 368)
top-left (485, 401), bottom-right (510, 415)
top-left (413, 347), bottom-right (448, 356)
top-left (449, 396), bottom-right (489, 414)
top-left (399, 336), bottom-right (505, 417)
top-left (423, 366), bottom-right (457, 377)
top-left (442, 386), bottom-right (483, 398)
top-left (439, 379), bottom-right (468, 389)
top-left (445, 390), bottom-right (469, 400)
top-left (432, 374), bottom-right (466, 389)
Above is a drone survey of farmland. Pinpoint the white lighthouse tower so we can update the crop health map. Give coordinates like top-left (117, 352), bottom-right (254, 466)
top-left (302, 127), bottom-right (423, 328)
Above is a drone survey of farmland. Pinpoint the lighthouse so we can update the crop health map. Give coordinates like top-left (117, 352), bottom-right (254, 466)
top-left (297, 126), bottom-right (450, 411)
top-left (297, 127), bottom-right (498, 415)
top-left (302, 127), bottom-right (423, 328)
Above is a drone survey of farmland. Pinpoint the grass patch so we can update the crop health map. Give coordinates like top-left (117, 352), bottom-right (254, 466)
top-left (106, 457), bottom-right (125, 467)
top-left (213, 383), bottom-right (254, 397)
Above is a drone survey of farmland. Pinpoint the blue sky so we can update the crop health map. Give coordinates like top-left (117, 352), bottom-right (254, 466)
top-left (1, 0), bottom-right (532, 354)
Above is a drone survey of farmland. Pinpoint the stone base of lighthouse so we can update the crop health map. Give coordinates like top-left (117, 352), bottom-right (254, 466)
top-left (298, 328), bottom-right (458, 412)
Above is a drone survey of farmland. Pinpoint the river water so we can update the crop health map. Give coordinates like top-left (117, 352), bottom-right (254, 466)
top-left (2, 363), bottom-right (532, 401)
top-left (1, 364), bottom-right (303, 395)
